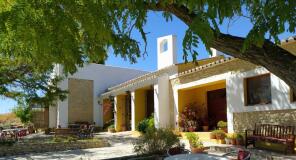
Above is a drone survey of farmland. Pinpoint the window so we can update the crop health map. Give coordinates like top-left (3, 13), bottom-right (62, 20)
top-left (160, 39), bottom-right (168, 53)
top-left (244, 74), bottom-right (271, 105)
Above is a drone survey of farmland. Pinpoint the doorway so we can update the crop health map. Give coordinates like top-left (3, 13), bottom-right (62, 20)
top-left (207, 88), bottom-right (227, 130)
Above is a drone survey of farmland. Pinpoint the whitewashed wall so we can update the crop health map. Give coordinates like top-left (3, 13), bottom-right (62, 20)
top-left (51, 64), bottom-right (148, 128)
top-left (172, 66), bottom-right (296, 133)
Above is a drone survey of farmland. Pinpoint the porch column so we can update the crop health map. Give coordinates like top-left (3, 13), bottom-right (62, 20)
top-left (173, 88), bottom-right (179, 129)
top-left (227, 108), bottom-right (234, 133)
top-left (154, 74), bottom-right (170, 128)
top-left (114, 96), bottom-right (118, 131)
top-left (131, 91), bottom-right (136, 131)
top-left (49, 105), bottom-right (57, 128)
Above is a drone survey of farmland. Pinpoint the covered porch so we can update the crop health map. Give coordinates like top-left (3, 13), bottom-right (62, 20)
top-left (106, 85), bottom-right (155, 132)
top-left (177, 80), bottom-right (227, 132)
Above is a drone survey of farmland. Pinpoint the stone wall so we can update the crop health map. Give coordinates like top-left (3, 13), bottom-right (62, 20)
top-left (31, 108), bottom-right (49, 128)
top-left (0, 140), bottom-right (109, 157)
top-left (233, 109), bottom-right (296, 133)
top-left (68, 78), bottom-right (94, 124)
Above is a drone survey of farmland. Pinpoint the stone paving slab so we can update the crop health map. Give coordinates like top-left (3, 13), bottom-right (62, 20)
top-left (0, 144), bottom-right (134, 160)
top-left (0, 131), bottom-right (136, 160)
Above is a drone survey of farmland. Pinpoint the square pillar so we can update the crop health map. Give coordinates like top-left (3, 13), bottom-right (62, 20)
top-left (154, 74), bottom-right (170, 128)
top-left (173, 88), bottom-right (179, 129)
top-left (49, 105), bottom-right (57, 128)
top-left (131, 91), bottom-right (136, 131)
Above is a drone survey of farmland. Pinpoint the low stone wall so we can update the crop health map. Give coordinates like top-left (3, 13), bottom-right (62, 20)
top-left (0, 140), bottom-right (110, 157)
top-left (233, 109), bottom-right (296, 133)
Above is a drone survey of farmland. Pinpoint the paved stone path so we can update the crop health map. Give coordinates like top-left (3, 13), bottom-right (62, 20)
top-left (0, 131), bottom-right (138, 160)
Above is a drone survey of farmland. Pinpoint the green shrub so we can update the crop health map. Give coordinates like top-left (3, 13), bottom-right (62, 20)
top-left (108, 124), bottom-right (115, 129)
top-left (0, 139), bottom-right (16, 146)
top-left (136, 115), bottom-right (154, 133)
top-left (12, 102), bottom-right (32, 124)
top-left (133, 128), bottom-right (179, 155)
top-left (185, 132), bottom-right (203, 149)
top-left (217, 121), bottom-right (227, 129)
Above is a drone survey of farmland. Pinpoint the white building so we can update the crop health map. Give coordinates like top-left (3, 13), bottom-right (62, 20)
top-left (48, 35), bottom-right (296, 134)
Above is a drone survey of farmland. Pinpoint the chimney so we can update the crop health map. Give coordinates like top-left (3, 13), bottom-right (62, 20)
top-left (210, 48), bottom-right (224, 58)
top-left (157, 35), bottom-right (177, 70)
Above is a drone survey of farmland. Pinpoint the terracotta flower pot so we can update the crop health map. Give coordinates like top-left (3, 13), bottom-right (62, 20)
top-left (210, 133), bottom-right (216, 139)
top-left (202, 126), bottom-right (209, 131)
top-left (231, 139), bottom-right (237, 145)
top-left (190, 147), bottom-right (204, 153)
top-left (222, 127), bottom-right (228, 133)
top-left (188, 127), bottom-right (195, 132)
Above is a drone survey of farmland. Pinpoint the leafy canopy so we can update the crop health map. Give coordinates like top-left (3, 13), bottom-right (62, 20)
top-left (0, 0), bottom-right (295, 105)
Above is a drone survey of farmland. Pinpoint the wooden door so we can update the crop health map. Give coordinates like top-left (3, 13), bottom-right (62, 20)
top-left (207, 88), bottom-right (227, 130)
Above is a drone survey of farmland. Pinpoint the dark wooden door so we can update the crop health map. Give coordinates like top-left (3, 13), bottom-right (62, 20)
top-left (125, 94), bottom-right (131, 130)
top-left (207, 88), bottom-right (227, 130)
top-left (146, 90), bottom-right (154, 117)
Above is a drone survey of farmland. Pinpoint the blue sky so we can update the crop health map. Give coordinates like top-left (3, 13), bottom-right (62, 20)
top-left (0, 11), bottom-right (294, 114)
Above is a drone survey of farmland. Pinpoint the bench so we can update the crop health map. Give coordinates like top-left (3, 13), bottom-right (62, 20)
top-left (245, 124), bottom-right (295, 154)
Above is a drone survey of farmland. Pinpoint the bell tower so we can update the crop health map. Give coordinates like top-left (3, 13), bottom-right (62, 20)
top-left (157, 35), bottom-right (177, 70)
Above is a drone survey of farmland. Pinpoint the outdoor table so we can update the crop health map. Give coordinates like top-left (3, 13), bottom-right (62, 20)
top-left (2, 128), bottom-right (28, 139)
top-left (164, 153), bottom-right (229, 160)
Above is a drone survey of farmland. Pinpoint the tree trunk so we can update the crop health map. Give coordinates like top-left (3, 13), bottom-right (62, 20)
top-left (146, 3), bottom-right (296, 94)
top-left (211, 33), bottom-right (296, 94)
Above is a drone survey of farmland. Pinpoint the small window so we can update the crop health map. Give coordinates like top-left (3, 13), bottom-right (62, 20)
top-left (244, 74), bottom-right (271, 105)
top-left (160, 39), bottom-right (168, 53)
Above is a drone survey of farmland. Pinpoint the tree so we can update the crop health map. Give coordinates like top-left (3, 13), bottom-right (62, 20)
top-left (12, 101), bottom-right (32, 124)
top-left (0, 0), bottom-right (296, 104)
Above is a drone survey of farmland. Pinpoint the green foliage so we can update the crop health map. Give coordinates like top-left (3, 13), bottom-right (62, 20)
top-left (0, 58), bottom-right (67, 107)
top-left (213, 130), bottom-right (226, 139)
top-left (185, 132), bottom-right (204, 149)
top-left (136, 115), bottom-right (154, 133)
top-left (12, 102), bottom-right (32, 124)
top-left (108, 124), bottom-right (114, 129)
top-left (133, 128), bottom-right (179, 155)
top-left (0, 1), bottom-right (295, 105)
top-left (217, 121), bottom-right (227, 129)
top-left (0, 139), bottom-right (16, 146)
top-left (236, 133), bottom-right (243, 140)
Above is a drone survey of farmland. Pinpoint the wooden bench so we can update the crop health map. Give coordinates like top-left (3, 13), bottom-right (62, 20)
top-left (245, 124), bottom-right (295, 154)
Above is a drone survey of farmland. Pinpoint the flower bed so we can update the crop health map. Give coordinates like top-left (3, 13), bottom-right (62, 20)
top-left (0, 137), bottom-right (110, 156)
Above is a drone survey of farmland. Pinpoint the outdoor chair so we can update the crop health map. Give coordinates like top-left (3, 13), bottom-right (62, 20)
top-left (78, 125), bottom-right (95, 139)
top-left (17, 129), bottom-right (27, 140)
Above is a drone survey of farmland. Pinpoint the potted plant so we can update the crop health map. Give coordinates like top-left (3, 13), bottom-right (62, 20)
top-left (185, 132), bottom-right (205, 153)
top-left (201, 119), bottom-right (209, 131)
top-left (225, 133), bottom-right (232, 144)
top-left (210, 130), bottom-right (217, 139)
top-left (215, 130), bottom-right (226, 144)
top-left (108, 124), bottom-right (116, 133)
top-left (187, 120), bottom-right (197, 132)
top-left (178, 103), bottom-right (200, 132)
top-left (236, 133), bottom-right (244, 146)
top-left (230, 133), bottom-right (237, 145)
top-left (217, 121), bottom-right (227, 133)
